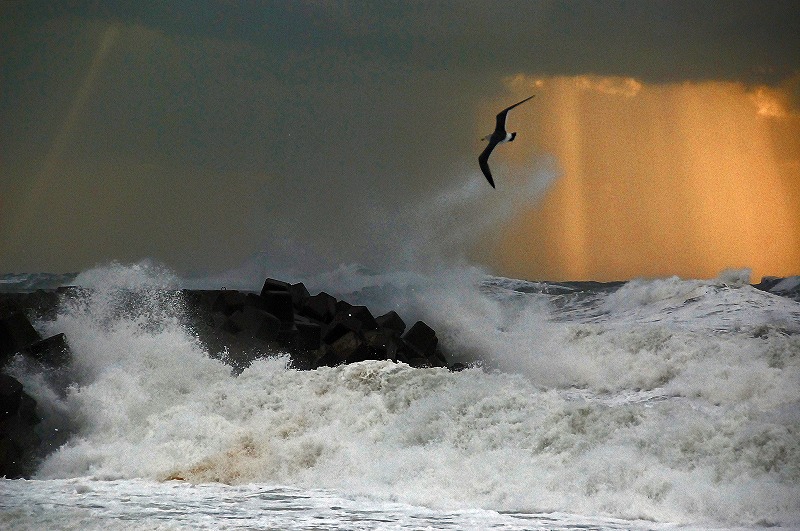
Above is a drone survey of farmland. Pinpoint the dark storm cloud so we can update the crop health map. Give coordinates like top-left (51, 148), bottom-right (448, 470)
top-left (5, 1), bottom-right (798, 82)
top-left (1, 1), bottom-right (798, 274)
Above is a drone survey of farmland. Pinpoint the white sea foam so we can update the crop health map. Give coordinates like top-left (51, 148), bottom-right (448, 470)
top-left (12, 262), bottom-right (798, 528)
top-left (0, 478), bottom-right (682, 531)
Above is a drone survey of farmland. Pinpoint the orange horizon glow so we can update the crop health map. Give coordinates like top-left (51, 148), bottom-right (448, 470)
top-left (486, 75), bottom-right (800, 282)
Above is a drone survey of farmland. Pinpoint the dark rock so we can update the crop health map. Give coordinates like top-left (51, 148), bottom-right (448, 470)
top-left (211, 290), bottom-right (247, 316)
top-left (335, 300), bottom-right (353, 314)
top-left (321, 305), bottom-right (380, 345)
top-left (0, 278), bottom-right (450, 379)
top-left (364, 329), bottom-right (398, 361)
top-left (323, 316), bottom-right (365, 344)
top-left (243, 293), bottom-right (268, 311)
top-left (211, 312), bottom-right (228, 330)
top-left (0, 373), bottom-right (41, 478)
top-left (346, 346), bottom-right (379, 364)
top-left (0, 373), bottom-right (23, 421)
top-left (185, 290), bottom-right (222, 312)
top-left (300, 292), bottom-right (337, 323)
top-left (286, 350), bottom-right (315, 371)
top-left (295, 317), bottom-right (322, 350)
top-left (288, 283), bottom-right (310, 308)
top-left (218, 318), bottom-right (240, 335)
top-left (338, 306), bottom-right (378, 331)
top-left (375, 311), bottom-right (406, 335)
top-left (0, 295), bottom-right (23, 319)
top-left (396, 354), bottom-right (409, 365)
top-left (753, 276), bottom-right (783, 292)
top-left (449, 362), bottom-right (468, 372)
top-left (224, 307), bottom-right (282, 341)
top-left (262, 291), bottom-right (295, 323)
top-left (16, 393), bottom-right (39, 426)
top-left (0, 420), bottom-right (40, 478)
top-left (260, 278), bottom-right (290, 295)
top-left (402, 321), bottom-right (438, 358)
top-left (314, 346), bottom-right (342, 368)
top-left (220, 347), bottom-right (269, 374)
top-left (329, 331), bottom-right (370, 363)
top-left (276, 326), bottom-right (300, 347)
top-left (21, 290), bottom-right (61, 321)
top-left (0, 313), bottom-right (43, 366)
top-left (427, 355), bottom-right (446, 368)
top-left (20, 333), bottom-right (71, 367)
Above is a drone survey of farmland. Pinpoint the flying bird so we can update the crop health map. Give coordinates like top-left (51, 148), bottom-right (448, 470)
top-left (479, 95), bottom-right (534, 188)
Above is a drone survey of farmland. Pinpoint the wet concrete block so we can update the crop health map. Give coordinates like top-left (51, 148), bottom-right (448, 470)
top-left (186, 290), bottom-right (223, 312)
top-left (211, 290), bottom-right (247, 316)
top-left (226, 307), bottom-right (282, 341)
top-left (426, 355), bottom-right (446, 368)
top-left (244, 293), bottom-right (269, 311)
top-left (300, 292), bottom-right (337, 323)
top-left (402, 321), bottom-right (438, 358)
top-left (0, 295), bottom-right (24, 320)
top-left (275, 325), bottom-right (298, 345)
top-left (287, 350), bottom-right (315, 371)
top-left (335, 300), bottom-right (353, 314)
top-left (16, 393), bottom-right (39, 426)
top-left (314, 346), bottom-right (342, 368)
top-left (212, 312), bottom-right (228, 330)
top-left (375, 311), bottom-right (406, 335)
top-left (288, 283), bottom-right (310, 308)
top-left (0, 373), bottom-right (23, 421)
top-left (364, 329), bottom-right (397, 361)
top-left (262, 291), bottom-right (295, 323)
top-left (330, 331), bottom-right (367, 362)
top-left (295, 317), bottom-right (322, 350)
top-left (0, 373), bottom-right (41, 478)
top-left (322, 305), bottom-right (380, 346)
top-left (346, 345), bottom-right (379, 364)
top-left (407, 357), bottom-right (432, 368)
top-left (323, 316), bottom-right (365, 345)
top-left (0, 313), bottom-right (42, 365)
top-left (23, 290), bottom-right (61, 321)
top-left (338, 306), bottom-right (378, 331)
top-left (260, 278), bottom-right (290, 295)
top-left (20, 333), bottom-right (71, 367)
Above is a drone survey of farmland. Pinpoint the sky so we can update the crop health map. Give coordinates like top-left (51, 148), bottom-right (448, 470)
top-left (1, 1), bottom-right (799, 281)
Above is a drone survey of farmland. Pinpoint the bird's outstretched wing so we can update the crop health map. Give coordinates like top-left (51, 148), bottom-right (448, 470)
top-left (495, 95), bottom-right (535, 133)
top-left (479, 141), bottom-right (498, 188)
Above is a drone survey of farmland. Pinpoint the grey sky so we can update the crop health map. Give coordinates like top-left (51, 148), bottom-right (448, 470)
top-left (1, 1), bottom-right (798, 275)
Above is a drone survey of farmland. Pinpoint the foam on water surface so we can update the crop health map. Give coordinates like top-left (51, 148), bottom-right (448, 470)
top-left (3, 263), bottom-right (799, 528)
top-left (0, 478), bottom-right (684, 530)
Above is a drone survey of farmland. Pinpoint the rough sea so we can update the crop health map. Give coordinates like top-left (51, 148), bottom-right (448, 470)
top-left (1, 263), bottom-right (799, 530)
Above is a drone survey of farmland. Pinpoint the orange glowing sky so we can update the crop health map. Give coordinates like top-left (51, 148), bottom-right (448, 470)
top-left (484, 75), bottom-right (800, 282)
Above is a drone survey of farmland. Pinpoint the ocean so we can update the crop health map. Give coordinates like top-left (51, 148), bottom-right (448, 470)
top-left (1, 262), bottom-right (799, 530)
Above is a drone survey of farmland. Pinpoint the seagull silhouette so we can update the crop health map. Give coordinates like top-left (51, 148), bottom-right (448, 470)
top-left (479, 95), bottom-right (534, 188)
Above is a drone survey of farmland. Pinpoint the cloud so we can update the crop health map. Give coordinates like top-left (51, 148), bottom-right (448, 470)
top-left (1, 2), bottom-right (798, 277)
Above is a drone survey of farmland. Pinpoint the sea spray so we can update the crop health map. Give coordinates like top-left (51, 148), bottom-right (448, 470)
top-left (184, 160), bottom-right (556, 295)
top-left (7, 262), bottom-right (799, 527)
top-left (379, 162), bottom-right (556, 270)
top-left (35, 355), bottom-right (800, 526)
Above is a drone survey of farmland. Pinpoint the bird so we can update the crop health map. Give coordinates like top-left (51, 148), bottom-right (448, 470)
top-left (479, 95), bottom-right (534, 188)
